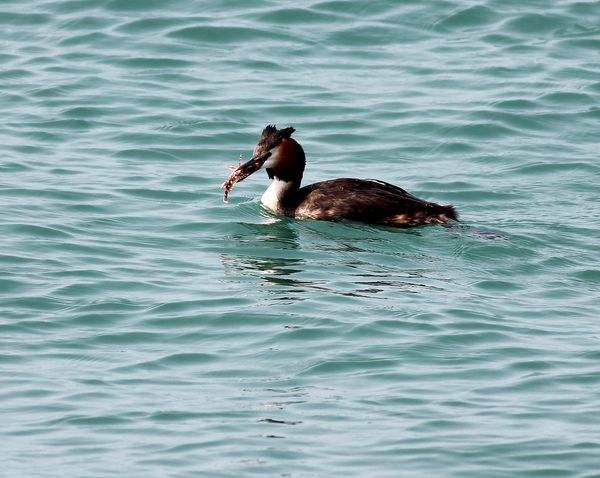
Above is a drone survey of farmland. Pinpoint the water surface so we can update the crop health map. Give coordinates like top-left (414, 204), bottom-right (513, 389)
top-left (2, 0), bottom-right (600, 476)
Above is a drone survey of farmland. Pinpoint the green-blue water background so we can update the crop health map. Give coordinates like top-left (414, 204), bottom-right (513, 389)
top-left (2, 1), bottom-right (600, 476)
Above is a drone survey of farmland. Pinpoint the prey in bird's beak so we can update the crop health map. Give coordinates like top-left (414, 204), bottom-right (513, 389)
top-left (221, 124), bottom-right (295, 203)
top-left (221, 149), bottom-right (271, 202)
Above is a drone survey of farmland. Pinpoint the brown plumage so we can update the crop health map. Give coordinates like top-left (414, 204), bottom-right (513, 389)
top-left (290, 178), bottom-right (457, 227)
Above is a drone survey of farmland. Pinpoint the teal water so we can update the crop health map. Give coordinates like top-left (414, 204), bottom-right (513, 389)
top-left (2, 0), bottom-right (600, 476)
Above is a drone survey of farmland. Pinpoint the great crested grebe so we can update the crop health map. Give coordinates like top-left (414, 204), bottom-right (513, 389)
top-left (222, 125), bottom-right (458, 228)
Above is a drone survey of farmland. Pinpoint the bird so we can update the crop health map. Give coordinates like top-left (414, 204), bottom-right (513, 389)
top-left (222, 125), bottom-right (457, 228)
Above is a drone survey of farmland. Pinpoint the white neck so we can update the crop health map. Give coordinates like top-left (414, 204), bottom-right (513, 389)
top-left (261, 178), bottom-right (293, 212)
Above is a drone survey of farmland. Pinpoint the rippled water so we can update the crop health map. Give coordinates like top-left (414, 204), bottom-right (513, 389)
top-left (2, 0), bottom-right (600, 476)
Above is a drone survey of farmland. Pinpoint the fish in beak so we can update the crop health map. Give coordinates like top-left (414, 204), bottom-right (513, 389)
top-left (221, 150), bottom-right (271, 202)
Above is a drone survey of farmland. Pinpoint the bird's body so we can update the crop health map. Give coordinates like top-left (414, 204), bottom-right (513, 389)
top-left (222, 125), bottom-right (457, 228)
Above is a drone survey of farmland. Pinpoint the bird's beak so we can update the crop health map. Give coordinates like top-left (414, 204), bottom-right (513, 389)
top-left (234, 151), bottom-right (271, 181)
top-left (222, 151), bottom-right (271, 202)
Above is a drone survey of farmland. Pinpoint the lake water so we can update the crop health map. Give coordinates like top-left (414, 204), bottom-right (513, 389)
top-left (2, 0), bottom-right (600, 476)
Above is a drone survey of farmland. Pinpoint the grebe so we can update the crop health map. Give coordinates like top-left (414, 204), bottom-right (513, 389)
top-left (222, 125), bottom-right (458, 228)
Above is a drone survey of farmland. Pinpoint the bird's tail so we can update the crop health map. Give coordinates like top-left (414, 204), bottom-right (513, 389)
top-left (429, 204), bottom-right (458, 224)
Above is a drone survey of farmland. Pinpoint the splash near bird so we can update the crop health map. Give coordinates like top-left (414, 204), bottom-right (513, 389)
top-left (222, 125), bottom-right (457, 227)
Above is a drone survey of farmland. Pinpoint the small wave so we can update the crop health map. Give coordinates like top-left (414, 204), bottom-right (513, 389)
top-left (538, 91), bottom-right (593, 106)
top-left (0, 12), bottom-right (51, 26)
top-left (447, 122), bottom-right (517, 139)
top-left (167, 25), bottom-right (289, 44)
top-left (503, 13), bottom-right (567, 35)
top-left (116, 188), bottom-right (201, 201)
top-left (106, 0), bottom-right (172, 12)
top-left (115, 17), bottom-right (186, 33)
top-left (117, 57), bottom-right (194, 69)
top-left (10, 224), bottom-right (72, 239)
top-left (433, 5), bottom-right (498, 32)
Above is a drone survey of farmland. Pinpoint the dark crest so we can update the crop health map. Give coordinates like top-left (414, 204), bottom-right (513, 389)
top-left (259, 124), bottom-right (295, 150)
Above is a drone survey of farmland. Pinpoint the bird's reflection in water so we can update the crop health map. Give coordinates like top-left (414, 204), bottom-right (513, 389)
top-left (220, 217), bottom-right (311, 302)
top-left (220, 216), bottom-right (449, 302)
